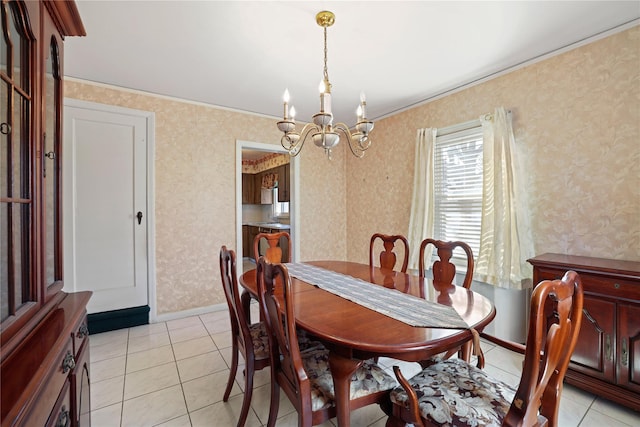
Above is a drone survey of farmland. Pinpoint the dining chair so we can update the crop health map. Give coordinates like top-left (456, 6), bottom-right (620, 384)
top-left (219, 246), bottom-right (270, 427)
top-left (386, 270), bottom-right (584, 427)
top-left (369, 233), bottom-right (410, 273)
top-left (253, 231), bottom-right (292, 263)
top-left (256, 257), bottom-right (397, 427)
top-left (418, 238), bottom-right (474, 287)
top-left (418, 238), bottom-right (475, 363)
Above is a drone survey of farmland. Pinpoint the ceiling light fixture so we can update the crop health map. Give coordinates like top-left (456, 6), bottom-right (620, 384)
top-left (277, 11), bottom-right (373, 159)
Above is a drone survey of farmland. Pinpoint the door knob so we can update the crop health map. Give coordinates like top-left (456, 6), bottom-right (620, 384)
top-left (136, 211), bottom-right (143, 224)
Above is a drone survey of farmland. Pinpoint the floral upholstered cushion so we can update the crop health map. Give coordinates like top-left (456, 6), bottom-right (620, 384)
top-left (390, 358), bottom-right (516, 427)
top-left (248, 322), bottom-right (270, 359)
top-left (302, 349), bottom-right (397, 412)
top-left (297, 329), bottom-right (327, 354)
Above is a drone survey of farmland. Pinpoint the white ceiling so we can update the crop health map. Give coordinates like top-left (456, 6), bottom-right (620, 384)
top-left (65, 1), bottom-right (639, 123)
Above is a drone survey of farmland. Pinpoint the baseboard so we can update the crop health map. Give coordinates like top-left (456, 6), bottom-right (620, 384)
top-left (154, 303), bottom-right (226, 323)
top-left (88, 305), bottom-right (150, 334)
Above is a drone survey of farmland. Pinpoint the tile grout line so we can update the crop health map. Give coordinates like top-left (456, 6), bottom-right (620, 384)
top-left (169, 321), bottom-right (194, 427)
top-left (120, 328), bottom-right (130, 427)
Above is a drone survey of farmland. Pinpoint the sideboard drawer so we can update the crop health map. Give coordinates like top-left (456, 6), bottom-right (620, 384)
top-left (578, 274), bottom-right (639, 301)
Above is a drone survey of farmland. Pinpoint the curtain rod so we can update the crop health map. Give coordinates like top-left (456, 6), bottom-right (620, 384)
top-left (436, 109), bottom-right (512, 137)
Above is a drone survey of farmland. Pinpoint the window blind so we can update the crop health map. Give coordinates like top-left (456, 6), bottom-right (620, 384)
top-left (433, 126), bottom-right (483, 264)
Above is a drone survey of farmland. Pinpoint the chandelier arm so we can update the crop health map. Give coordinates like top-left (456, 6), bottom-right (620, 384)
top-left (333, 122), bottom-right (366, 158)
top-left (280, 123), bottom-right (321, 157)
top-left (281, 134), bottom-right (300, 156)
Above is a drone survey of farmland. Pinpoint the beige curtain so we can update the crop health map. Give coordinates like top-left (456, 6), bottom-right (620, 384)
top-left (407, 128), bottom-right (437, 270)
top-left (476, 107), bottom-right (534, 289)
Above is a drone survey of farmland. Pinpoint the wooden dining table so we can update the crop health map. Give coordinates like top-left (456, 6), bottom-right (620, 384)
top-left (239, 260), bottom-right (496, 427)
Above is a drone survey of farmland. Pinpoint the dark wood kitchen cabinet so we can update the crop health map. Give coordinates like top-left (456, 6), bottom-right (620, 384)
top-left (241, 173), bottom-right (255, 204)
top-left (1, 1), bottom-right (91, 426)
top-left (277, 164), bottom-right (290, 202)
top-left (528, 253), bottom-right (640, 411)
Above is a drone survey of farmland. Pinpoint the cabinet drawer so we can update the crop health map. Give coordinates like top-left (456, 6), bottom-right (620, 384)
top-left (533, 266), bottom-right (640, 301)
top-left (46, 380), bottom-right (71, 427)
top-left (73, 314), bottom-right (90, 357)
top-left (18, 339), bottom-right (75, 427)
top-left (579, 275), bottom-right (639, 301)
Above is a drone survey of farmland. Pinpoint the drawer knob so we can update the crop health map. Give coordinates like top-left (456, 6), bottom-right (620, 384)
top-left (77, 323), bottom-right (89, 339)
top-left (62, 350), bottom-right (76, 373)
top-left (614, 283), bottom-right (620, 289)
top-left (57, 405), bottom-right (70, 427)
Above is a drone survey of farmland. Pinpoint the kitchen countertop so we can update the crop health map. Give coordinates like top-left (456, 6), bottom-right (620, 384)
top-left (243, 222), bottom-right (290, 230)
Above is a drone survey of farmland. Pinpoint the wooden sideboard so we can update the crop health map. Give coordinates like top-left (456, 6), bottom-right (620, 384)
top-left (528, 253), bottom-right (640, 411)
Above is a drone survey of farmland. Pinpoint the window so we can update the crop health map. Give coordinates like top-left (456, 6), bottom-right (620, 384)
top-left (432, 124), bottom-right (483, 266)
top-left (272, 187), bottom-right (289, 218)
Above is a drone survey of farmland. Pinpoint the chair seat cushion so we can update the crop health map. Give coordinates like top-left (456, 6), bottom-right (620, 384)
top-left (248, 322), bottom-right (270, 359)
top-left (302, 349), bottom-right (397, 411)
top-left (297, 329), bottom-right (327, 354)
top-left (390, 358), bottom-right (516, 427)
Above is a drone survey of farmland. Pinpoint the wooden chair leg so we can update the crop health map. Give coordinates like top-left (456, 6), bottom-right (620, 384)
top-left (266, 369), bottom-right (280, 427)
top-left (385, 414), bottom-right (410, 427)
top-left (238, 361), bottom-right (254, 427)
top-left (460, 340), bottom-right (473, 362)
top-left (224, 343), bottom-right (239, 401)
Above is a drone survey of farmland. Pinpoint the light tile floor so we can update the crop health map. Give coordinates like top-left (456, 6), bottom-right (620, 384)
top-left (89, 304), bottom-right (640, 427)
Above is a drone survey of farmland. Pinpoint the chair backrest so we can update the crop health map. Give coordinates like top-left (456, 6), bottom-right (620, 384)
top-left (369, 233), bottom-right (410, 273)
top-left (254, 231), bottom-right (292, 264)
top-left (256, 257), bottom-right (313, 418)
top-left (418, 239), bottom-right (474, 289)
top-left (504, 270), bottom-right (584, 427)
top-left (219, 246), bottom-right (252, 354)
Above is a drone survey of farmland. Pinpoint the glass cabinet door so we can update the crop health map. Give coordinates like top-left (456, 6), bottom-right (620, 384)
top-left (43, 36), bottom-right (62, 293)
top-left (1, 1), bottom-right (33, 322)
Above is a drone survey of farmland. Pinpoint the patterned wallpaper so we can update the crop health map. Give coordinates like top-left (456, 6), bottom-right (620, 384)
top-left (64, 26), bottom-right (638, 317)
top-left (241, 153), bottom-right (290, 174)
top-left (346, 26), bottom-right (640, 265)
top-left (64, 82), bottom-right (348, 315)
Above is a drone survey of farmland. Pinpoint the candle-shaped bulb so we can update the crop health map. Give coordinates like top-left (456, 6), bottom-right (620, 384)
top-left (359, 92), bottom-right (367, 118)
top-left (283, 89), bottom-right (290, 119)
top-left (356, 105), bottom-right (363, 120)
top-left (290, 106), bottom-right (296, 120)
top-left (318, 80), bottom-right (326, 94)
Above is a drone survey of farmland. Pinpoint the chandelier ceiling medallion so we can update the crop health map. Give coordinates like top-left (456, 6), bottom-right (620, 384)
top-left (277, 11), bottom-right (374, 159)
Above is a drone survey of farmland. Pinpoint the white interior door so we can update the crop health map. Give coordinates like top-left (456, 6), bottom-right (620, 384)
top-left (63, 99), bottom-right (153, 315)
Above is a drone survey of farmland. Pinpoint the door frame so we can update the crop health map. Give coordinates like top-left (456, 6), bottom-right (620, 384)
top-left (235, 140), bottom-right (300, 262)
top-left (62, 98), bottom-right (158, 322)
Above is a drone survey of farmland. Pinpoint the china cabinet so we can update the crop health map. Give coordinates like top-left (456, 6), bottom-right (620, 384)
top-left (0, 1), bottom-right (90, 426)
top-left (528, 253), bottom-right (640, 411)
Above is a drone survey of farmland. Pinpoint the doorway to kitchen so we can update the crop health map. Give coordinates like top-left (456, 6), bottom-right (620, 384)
top-left (235, 140), bottom-right (299, 271)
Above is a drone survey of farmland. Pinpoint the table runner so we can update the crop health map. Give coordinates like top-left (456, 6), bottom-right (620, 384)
top-left (284, 263), bottom-right (468, 329)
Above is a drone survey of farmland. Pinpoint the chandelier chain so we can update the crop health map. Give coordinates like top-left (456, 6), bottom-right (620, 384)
top-left (323, 26), bottom-right (329, 84)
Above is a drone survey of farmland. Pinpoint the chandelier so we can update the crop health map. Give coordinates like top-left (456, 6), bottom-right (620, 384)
top-left (277, 11), bottom-right (374, 159)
